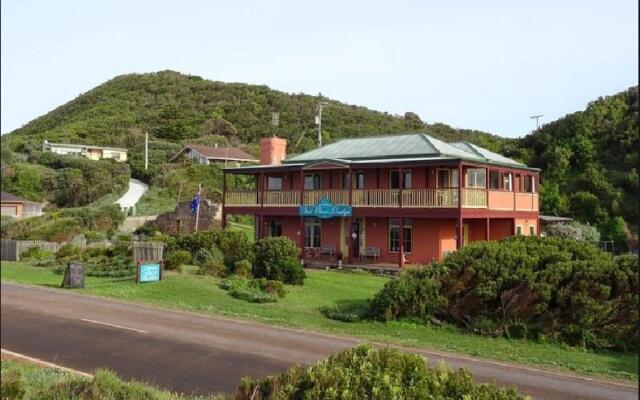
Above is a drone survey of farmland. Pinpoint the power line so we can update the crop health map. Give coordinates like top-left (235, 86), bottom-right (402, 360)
top-left (530, 115), bottom-right (543, 131)
top-left (315, 93), bottom-right (328, 148)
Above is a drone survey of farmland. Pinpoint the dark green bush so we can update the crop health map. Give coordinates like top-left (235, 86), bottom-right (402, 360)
top-left (219, 229), bottom-right (253, 269)
top-left (0, 370), bottom-right (25, 400)
top-left (164, 250), bottom-right (192, 270)
top-left (368, 236), bottom-right (639, 351)
top-left (220, 276), bottom-right (286, 303)
top-left (194, 247), bottom-right (226, 276)
top-left (236, 345), bottom-right (525, 400)
top-left (253, 237), bottom-right (305, 285)
top-left (170, 229), bottom-right (222, 254)
top-left (19, 246), bottom-right (54, 262)
top-left (233, 259), bottom-right (252, 277)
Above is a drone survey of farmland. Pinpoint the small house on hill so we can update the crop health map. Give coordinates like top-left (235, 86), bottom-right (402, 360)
top-left (42, 140), bottom-right (127, 162)
top-left (169, 144), bottom-right (257, 165)
top-left (1, 192), bottom-right (44, 219)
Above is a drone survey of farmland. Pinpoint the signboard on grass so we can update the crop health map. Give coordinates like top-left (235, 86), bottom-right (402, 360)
top-left (136, 261), bottom-right (163, 284)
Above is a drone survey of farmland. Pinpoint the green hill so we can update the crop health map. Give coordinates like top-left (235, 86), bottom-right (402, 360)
top-left (0, 71), bottom-right (636, 248)
top-left (1, 70), bottom-right (509, 155)
top-left (519, 87), bottom-right (638, 248)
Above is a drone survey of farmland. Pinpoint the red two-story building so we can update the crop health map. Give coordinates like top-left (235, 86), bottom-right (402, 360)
top-left (222, 134), bottom-right (539, 269)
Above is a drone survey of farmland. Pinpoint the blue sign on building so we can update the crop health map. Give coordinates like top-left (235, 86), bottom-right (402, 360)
top-left (138, 262), bottom-right (161, 283)
top-left (299, 197), bottom-right (352, 219)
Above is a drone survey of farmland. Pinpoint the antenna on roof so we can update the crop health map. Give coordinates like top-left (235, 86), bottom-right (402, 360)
top-left (315, 93), bottom-right (328, 148)
top-left (530, 115), bottom-right (543, 132)
top-left (271, 112), bottom-right (279, 137)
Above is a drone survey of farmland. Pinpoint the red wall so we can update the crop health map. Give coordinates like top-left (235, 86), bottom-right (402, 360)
top-left (467, 219), bottom-right (488, 242)
top-left (489, 219), bottom-right (513, 240)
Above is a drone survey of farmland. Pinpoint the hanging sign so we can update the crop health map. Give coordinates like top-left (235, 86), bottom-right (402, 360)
top-left (299, 197), bottom-right (352, 219)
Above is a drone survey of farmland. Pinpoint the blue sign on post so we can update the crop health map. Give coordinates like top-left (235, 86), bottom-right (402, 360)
top-left (299, 197), bottom-right (352, 219)
top-left (137, 262), bottom-right (162, 283)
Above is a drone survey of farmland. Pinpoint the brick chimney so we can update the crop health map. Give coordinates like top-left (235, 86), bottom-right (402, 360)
top-left (260, 137), bottom-right (287, 165)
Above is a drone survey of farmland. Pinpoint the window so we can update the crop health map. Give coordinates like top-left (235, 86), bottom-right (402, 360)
top-left (529, 225), bottom-right (536, 236)
top-left (489, 171), bottom-right (500, 189)
top-left (304, 174), bottom-right (321, 190)
top-left (523, 175), bottom-right (534, 193)
top-left (389, 218), bottom-right (412, 253)
top-left (503, 173), bottom-right (513, 191)
top-left (389, 170), bottom-right (412, 189)
top-left (466, 168), bottom-right (486, 188)
top-left (437, 169), bottom-right (458, 188)
top-left (267, 176), bottom-right (282, 190)
top-left (353, 172), bottom-right (365, 189)
top-left (304, 218), bottom-right (322, 247)
top-left (516, 225), bottom-right (523, 235)
top-left (267, 221), bottom-right (282, 237)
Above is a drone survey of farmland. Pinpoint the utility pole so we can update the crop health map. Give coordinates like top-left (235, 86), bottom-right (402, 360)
top-left (530, 115), bottom-right (543, 132)
top-left (315, 93), bottom-right (328, 148)
top-left (194, 183), bottom-right (201, 232)
top-left (144, 131), bottom-right (149, 170)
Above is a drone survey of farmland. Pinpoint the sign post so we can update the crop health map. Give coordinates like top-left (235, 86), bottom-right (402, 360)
top-left (61, 261), bottom-right (85, 289)
top-left (136, 261), bottom-right (163, 284)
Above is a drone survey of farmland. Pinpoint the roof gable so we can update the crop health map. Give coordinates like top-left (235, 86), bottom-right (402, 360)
top-left (171, 145), bottom-right (257, 162)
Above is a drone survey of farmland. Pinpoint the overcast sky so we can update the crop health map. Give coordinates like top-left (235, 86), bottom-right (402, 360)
top-left (1, 0), bottom-right (637, 137)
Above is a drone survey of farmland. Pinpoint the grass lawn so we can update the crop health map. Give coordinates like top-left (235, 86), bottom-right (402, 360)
top-left (0, 358), bottom-right (224, 399)
top-left (1, 262), bottom-right (636, 382)
top-left (135, 187), bottom-right (178, 216)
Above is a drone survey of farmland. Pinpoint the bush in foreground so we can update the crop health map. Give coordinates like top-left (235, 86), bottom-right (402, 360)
top-left (368, 236), bottom-right (638, 351)
top-left (164, 250), bottom-right (193, 271)
top-left (253, 237), bottom-right (305, 285)
top-left (236, 345), bottom-right (526, 400)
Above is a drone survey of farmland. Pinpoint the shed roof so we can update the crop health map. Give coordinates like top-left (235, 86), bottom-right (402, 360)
top-left (0, 191), bottom-right (39, 204)
top-left (171, 145), bottom-right (257, 162)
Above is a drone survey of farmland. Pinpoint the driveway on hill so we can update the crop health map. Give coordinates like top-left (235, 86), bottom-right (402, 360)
top-left (114, 179), bottom-right (148, 209)
top-left (0, 283), bottom-right (636, 399)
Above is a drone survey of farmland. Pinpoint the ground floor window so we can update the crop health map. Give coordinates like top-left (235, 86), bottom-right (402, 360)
top-left (389, 218), bottom-right (412, 253)
top-left (267, 221), bottom-right (282, 237)
top-left (529, 225), bottom-right (536, 236)
top-left (516, 225), bottom-right (523, 235)
top-left (305, 218), bottom-right (321, 247)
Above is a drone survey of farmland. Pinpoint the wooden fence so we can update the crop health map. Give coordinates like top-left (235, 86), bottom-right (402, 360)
top-left (133, 241), bottom-right (164, 262)
top-left (1, 240), bottom-right (62, 261)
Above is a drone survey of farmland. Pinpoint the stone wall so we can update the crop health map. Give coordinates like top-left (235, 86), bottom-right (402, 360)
top-left (153, 200), bottom-right (220, 234)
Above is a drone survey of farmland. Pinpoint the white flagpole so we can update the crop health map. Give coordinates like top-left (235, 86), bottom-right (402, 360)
top-left (194, 183), bottom-right (201, 232)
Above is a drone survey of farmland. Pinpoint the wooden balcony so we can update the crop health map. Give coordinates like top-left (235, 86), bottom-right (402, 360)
top-left (462, 188), bottom-right (487, 208)
top-left (225, 188), bottom-right (538, 211)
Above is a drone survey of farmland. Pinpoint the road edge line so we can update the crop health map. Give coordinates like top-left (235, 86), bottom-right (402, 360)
top-left (1, 348), bottom-right (94, 378)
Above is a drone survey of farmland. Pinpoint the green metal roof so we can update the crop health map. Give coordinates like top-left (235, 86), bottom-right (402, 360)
top-left (284, 133), bottom-right (528, 168)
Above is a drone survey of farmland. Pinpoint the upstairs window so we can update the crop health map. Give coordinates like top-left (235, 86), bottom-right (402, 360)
top-left (489, 171), bottom-right (500, 189)
top-left (522, 175), bottom-right (535, 193)
top-left (503, 173), bottom-right (513, 191)
top-left (353, 171), bottom-right (365, 189)
top-left (304, 174), bottom-right (321, 190)
top-left (389, 170), bottom-right (412, 189)
top-left (267, 176), bottom-right (282, 190)
top-left (466, 168), bottom-right (486, 188)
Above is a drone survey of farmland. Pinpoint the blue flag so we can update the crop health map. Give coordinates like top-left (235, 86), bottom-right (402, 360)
top-left (190, 192), bottom-right (201, 214)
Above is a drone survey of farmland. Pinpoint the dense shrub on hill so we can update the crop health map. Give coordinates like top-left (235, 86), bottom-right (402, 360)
top-left (253, 236), bottom-right (305, 285)
top-left (1, 152), bottom-right (130, 207)
top-left (237, 345), bottom-right (526, 400)
top-left (369, 236), bottom-right (638, 351)
top-left (1, 205), bottom-right (124, 242)
top-left (543, 221), bottom-right (600, 241)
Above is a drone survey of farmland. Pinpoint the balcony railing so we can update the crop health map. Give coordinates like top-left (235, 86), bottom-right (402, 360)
top-left (263, 190), bottom-right (300, 207)
top-left (402, 189), bottom-right (458, 208)
top-left (304, 190), bottom-right (349, 205)
top-left (462, 188), bottom-right (487, 208)
top-left (225, 188), bottom-right (538, 211)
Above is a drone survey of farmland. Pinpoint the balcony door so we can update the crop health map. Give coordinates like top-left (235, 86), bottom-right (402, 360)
top-left (436, 169), bottom-right (458, 188)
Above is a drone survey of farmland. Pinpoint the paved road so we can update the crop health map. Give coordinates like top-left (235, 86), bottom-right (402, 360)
top-left (115, 178), bottom-right (148, 209)
top-left (1, 283), bottom-right (636, 399)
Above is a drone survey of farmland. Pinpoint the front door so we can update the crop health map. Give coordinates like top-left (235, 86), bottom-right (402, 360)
top-left (352, 219), bottom-right (362, 258)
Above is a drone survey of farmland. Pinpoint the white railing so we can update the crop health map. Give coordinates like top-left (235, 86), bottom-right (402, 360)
top-left (462, 188), bottom-right (487, 208)
top-left (263, 190), bottom-right (300, 207)
top-left (303, 190), bottom-right (349, 205)
top-left (402, 189), bottom-right (459, 208)
top-left (225, 191), bottom-right (259, 206)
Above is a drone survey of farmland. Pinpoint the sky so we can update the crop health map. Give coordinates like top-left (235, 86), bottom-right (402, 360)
top-left (1, 0), bottom-right (637, 137)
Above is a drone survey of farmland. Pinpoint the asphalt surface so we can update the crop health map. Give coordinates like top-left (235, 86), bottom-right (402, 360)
top-left (1, 282), bottom-right (637, 399)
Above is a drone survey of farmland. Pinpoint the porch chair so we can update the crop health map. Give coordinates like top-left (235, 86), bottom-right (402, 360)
top-left (360, 246), bottom-right (380, 262)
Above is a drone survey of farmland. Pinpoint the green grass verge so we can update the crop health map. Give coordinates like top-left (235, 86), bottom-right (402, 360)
top-left (0, 358), bottom-right (224, 399)
top-left (1, 262), bottom-right (636, 382)
top-left (135, 187), bottom-right (178, 216)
